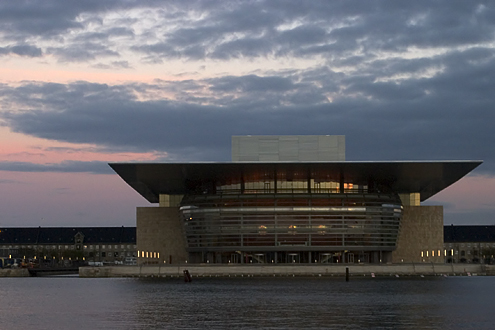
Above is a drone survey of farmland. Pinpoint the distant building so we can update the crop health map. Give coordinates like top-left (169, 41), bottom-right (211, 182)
top-left (444, 225), bottom-right (495, 264)
top-left (110, 135), bottom-right (482, 265)
top-left (0, 227), bottom-right (136, 264)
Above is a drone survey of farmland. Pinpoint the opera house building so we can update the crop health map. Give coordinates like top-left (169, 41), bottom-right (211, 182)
top-left (110, 136), bottom-right (481, 265)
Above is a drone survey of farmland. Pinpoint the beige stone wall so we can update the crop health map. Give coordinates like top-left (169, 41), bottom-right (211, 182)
top-left (392, 206), bottom-right (444, 263)
top-left (399, 193), bottom-right (420, 206)
top-left (159, 194), bottom-right (183, 207)
top-left (136, 207), bottom-right (188, 265)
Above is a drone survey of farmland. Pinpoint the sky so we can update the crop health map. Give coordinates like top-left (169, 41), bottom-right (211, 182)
top-left (0, 0), bottom-right (494, 227)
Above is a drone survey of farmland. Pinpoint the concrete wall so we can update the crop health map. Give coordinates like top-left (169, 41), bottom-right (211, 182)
top-left (136, 207), bottom-right (188, 265)
top-left (232, 135), bottom-right (345, 162)
top-left (80, 263), bottom-right (485, 278)
top-left (392, 206), bottom-right (444, 263)
top-left (0, 268), bottom-right (29, 277)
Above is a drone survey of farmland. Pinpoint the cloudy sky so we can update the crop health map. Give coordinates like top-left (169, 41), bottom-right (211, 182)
top-left (0, 0), bottom-right (493, 227)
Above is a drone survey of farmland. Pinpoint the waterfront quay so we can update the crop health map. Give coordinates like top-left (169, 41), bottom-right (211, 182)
top-left (79, 263), bottom-right (495, 278)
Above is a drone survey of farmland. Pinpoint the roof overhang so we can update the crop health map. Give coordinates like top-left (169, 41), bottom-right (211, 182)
top-left (109, 161), bottom-right (482, 203)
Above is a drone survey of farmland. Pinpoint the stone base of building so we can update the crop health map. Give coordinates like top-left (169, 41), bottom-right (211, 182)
top-left (392, 206), bottom-right (444, 263)
top-left (136, 207), bottom-right (188, 265)
top-left (79, 264), bottom-right (488, 278)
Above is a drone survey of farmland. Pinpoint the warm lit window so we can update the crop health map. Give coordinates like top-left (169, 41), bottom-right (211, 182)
top-left (432, 251), bottom-right (435, 257)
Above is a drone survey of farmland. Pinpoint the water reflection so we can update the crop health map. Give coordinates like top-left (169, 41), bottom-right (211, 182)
top-left (0, 276), bottom-right (494, 329)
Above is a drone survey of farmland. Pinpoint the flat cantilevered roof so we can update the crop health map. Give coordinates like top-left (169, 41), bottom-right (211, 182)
top-left (109, 161), bottom-right (482, 203)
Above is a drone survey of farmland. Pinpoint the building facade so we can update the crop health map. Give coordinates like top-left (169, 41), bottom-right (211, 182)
top-left (0, 227), bottom-right (136, 265)
top-left (110, 135), bottom-right (481, 265)
top-left (2, 225), bottom-right (492, 265)
top-left (444, 225), bottom-right (495, 264)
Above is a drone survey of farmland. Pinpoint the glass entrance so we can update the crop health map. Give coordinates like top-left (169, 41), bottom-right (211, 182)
top-left (286, 253), bottom-right (300, 263)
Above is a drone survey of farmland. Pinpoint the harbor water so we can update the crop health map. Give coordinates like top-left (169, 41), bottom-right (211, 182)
top-left (0, 276), bottom-right (494, 329)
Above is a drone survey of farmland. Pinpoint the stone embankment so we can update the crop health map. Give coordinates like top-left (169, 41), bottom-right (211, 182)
top-left (80, 263), bottom-right (493, 278)
top-left (0, 269), bottom-right (30, 277)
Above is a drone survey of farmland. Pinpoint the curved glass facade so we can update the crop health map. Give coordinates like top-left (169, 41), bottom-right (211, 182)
top-left (180, 193), bottom-right (402, 263)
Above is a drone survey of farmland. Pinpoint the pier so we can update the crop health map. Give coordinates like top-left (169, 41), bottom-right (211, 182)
top-left (79, 263), bottom-right (495, 278)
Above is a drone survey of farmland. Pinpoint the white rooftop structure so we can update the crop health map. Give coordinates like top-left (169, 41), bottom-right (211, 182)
top-left (231, 135), bottom-right (345, 162)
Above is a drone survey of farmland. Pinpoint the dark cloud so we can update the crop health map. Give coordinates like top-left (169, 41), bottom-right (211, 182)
top-left (0, 1), bottom-right (493, 64)
top-left (92, 61), bottom-right (132, 70)
top-left (208, 75), bottom-right (296, 93)
top-left (47, 43), bottom-right (120, 62)
top-left (1, 47), bottom-right (494, 173)
top-left (0, 0), bottom-right (493, 177)
top-left (0, 44), bottom-right (42, 57)
top-left (127, 1), bottom-right (495, 61)
top-left (0, 0), bottom-right (124, 38)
